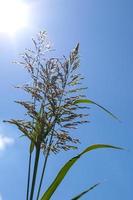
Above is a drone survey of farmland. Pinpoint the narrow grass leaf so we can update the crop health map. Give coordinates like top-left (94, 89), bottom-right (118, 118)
top-left (40, 144), bottom-right (122, 200)
top-left (71, 182), bottom-right (100, 200)
top-left (74, 99), bottom-right (120, 121)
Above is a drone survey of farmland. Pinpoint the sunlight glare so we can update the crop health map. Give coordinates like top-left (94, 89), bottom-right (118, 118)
top-left (0, 0), bottom-right (29, 35)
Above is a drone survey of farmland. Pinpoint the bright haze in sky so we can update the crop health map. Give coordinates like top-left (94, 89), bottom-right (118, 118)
top-left (0, 0), bottom-right (30, 35)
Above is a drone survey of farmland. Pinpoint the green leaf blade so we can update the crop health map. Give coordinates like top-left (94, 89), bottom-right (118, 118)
top-left (74, 99), bottom-right (120, 121)
top-left (71, 182), bottom-right (100, 200)
top-left (40, 144), bottom-right (122, 200)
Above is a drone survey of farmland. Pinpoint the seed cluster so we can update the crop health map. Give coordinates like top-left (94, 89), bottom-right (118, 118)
top-left (5, 31), bottom-right (89, 154)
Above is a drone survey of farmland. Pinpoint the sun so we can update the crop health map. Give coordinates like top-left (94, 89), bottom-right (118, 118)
top-left (0, 0), bottom-right (29, 35)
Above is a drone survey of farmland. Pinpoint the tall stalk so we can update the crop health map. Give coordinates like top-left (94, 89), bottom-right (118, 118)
top-left (29, 146), bottom-right (40, 200)
top-left (36, 131), bottom-right (54, 200)
top-left (26, 153), bottom-right (32, 200)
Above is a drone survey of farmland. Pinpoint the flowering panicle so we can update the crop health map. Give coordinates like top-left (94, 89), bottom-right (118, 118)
top-left (5, 31), bottom-right (89, 154)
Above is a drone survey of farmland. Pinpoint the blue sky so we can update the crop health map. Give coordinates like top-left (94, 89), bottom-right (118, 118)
top-left (0, 0), bottom-right (132, 199)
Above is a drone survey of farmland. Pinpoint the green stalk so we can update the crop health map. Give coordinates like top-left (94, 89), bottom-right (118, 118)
top-left (26, 153), bottom-right (32, 200)
top-left (36, 128), bottom-right (55, 200)
top-left (36, 151), bottom-right (49, 200)
top-left (37, 124), bottom-right (57, 200)
top-left (29, 146), bottom-right (40, 200)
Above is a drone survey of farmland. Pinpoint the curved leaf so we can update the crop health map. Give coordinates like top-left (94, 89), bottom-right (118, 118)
top-left (74, 99), bottom-right (120, 121)
top-left (40, 144), bottom-right (123, 200)
top-left (71, 182), bottom-right (100, 200)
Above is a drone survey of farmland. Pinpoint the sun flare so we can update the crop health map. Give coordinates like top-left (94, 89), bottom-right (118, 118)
top-left (0, 0), bottom-right (29, 35)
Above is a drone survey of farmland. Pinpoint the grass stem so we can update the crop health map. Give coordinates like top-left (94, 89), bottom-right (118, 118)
top-left (26, 153), bottom-right (32, 200)
top-left (29, 146), bottom-right (40, 200)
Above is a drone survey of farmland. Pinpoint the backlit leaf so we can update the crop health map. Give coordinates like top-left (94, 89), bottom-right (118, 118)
top-left (40, 144), bottom-right (122, 200)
